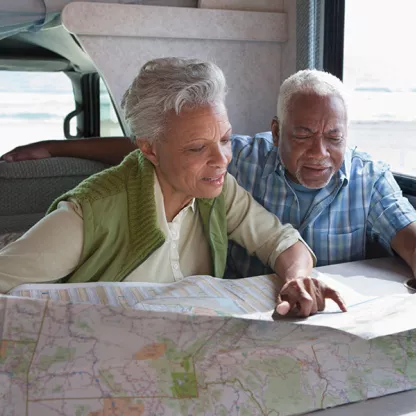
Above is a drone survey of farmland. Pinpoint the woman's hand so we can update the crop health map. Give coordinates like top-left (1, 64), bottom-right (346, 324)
top-left (276, 276), bottom-right (347, 317)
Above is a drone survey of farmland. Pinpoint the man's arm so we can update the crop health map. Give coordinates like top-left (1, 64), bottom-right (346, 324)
top-left (391, 222), bottom-right (416, 276)
top-left (1, 137), bottom-right (135, 165)
top-left (367, 169), bottom-right (416, 277)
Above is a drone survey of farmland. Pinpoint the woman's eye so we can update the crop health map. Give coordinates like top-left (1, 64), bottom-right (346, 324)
top-left (188, 146), bottom-right (205, 152)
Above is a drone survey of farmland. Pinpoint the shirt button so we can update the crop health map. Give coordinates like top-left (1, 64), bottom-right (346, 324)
top-left (173, 263), bottom-right (179, 270)
top-left (172, 242), bottom-right (177, 249)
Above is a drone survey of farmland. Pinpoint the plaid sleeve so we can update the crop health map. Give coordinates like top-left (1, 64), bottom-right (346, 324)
top-left (228, 134), bottom-right (252, 179)
top-left (367, 170), bottom-right (416, 251)
top-left (228, 134), bottom-right (272, 196)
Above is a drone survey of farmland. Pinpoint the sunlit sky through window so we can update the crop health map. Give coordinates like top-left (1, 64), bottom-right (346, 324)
top-left (344, 0), bottom-right (416, 90)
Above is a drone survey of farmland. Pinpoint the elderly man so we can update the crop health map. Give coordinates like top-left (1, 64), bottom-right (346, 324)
top-left (4, 69), bottom-right (416, 279)
top-left (0, 59), bottom-right (347, 318)
top-left (226, 70), bottom-right (416, 277)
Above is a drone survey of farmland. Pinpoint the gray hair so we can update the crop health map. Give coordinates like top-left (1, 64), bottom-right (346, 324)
top-left (277, 69), bottom-right (349, 127)
top-left (121, 57), bottom-right (228, 142)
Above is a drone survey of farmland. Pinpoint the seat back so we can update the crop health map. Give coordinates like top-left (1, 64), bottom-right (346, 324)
top-left (0, 158), bottom-right (109, 239)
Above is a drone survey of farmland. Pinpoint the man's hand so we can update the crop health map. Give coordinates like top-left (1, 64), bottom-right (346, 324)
top-left (276, 276), bottom-right (347, 317)
top-left (1, 143), bottom-right (52, 162)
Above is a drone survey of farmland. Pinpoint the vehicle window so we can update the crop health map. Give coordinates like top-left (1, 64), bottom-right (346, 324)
top-left (343, 0), bottom-right (416, 176)
top-left (100, 78), bottom-right (123, 137)
top-left (0, 71), bottom-right (74, 155)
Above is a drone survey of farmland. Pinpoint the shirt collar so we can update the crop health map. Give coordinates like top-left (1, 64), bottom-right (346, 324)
top-left (261, 146), bottom-right (282, 179)
top-left (261, 145), bottom-right (350, 187)
top-left (340, 147), bottom-right (353, 183)
top-left (188, 198), bottom-right (196, 212)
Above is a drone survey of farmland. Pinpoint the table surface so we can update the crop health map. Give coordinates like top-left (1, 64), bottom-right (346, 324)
top-left (309, 256), bottom-right (416, 416)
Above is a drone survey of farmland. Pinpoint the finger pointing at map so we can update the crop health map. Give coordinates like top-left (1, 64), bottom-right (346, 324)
top-left (275, 276), bottom-right (348, 317)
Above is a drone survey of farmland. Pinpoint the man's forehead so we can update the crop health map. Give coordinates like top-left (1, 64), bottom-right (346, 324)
top-left (288, 91), bottom-right (339, 105)
top-left (287, 92), bottom-right (347, 121)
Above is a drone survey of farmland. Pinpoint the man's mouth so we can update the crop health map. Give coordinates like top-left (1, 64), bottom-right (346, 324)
top-left (300, 165), bottom-right (332, 179)
top-left (302, 165), bottom-right (332, 173)
top-left (302, 165), bottom-right (331, 171)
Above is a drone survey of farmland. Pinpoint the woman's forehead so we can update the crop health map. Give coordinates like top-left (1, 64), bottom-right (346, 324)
top-left (166, 105), bottom-right (231, 138)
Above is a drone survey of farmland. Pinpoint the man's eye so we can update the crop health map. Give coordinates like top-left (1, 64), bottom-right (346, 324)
top-left (327, 136), bottom-right (342, 142)
top-left (294, 135), bottom-right (310, 140)
top-left (221, 138), bottom-right (231, 145)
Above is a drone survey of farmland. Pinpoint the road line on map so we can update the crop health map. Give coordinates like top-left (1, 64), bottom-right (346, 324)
top-left (26, 299), bottom-right (48, 416)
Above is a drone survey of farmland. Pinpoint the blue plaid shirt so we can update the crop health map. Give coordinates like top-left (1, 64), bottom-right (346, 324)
top-left (226, 132), bottom-right (416, 277)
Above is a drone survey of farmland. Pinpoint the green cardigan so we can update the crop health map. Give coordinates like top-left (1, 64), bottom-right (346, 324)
top-left (48, 150), bottom-right (228, 283)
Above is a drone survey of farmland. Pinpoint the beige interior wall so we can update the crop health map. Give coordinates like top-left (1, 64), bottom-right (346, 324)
top-left (71, 0), bottom-right (198, 7)
top-left (198, 0), bottom-right (283, 12)
top-left (281, 0), bottom-right (297, 81)
top-left (62, 1), bottom-right (295, 135)
top-left (198, 0), bottom-right (298, 101)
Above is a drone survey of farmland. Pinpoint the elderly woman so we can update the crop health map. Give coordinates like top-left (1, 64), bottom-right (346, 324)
top-left (0, 58), bottom-right (345, 316)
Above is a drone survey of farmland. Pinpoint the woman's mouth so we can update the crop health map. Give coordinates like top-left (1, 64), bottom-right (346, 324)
top-left (202, 173), bottom-right (225, 186)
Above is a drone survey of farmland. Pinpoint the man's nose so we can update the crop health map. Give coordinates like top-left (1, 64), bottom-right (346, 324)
top-left (307, 136), bottom-right (329, 159)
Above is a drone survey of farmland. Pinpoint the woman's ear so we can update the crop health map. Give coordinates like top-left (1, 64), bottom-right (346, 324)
top-left (136, 138), bottom-right (159, 166)
top-left (271, 117), bottom-right (280, 147)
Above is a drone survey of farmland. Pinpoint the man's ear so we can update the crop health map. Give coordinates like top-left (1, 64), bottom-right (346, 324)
top-left (271, 117), bottom-right (280, 147)
top-left (136, 138), bottom-right (159, 166)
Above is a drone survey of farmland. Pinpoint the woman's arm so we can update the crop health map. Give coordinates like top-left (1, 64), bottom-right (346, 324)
top-left (0, 201), bottom-right (84, 293)
top-left (224, 173), bottom-right (315, 275)
top-left (224, 173), bottom-right (346, 317)
top-left (1, 137), bottom-right (136, 165)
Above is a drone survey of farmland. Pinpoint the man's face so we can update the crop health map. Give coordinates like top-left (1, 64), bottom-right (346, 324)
top-left (273, 93), bottom-right (347, 189)
top-left (141, 104), bottom-right (232, 201)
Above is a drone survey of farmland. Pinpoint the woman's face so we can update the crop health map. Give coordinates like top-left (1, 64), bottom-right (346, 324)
top-left (140, 104), bottom-right (232, 201)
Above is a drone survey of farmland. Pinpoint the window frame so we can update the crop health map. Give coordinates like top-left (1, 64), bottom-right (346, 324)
top-left (66, 71), bottom-right (126, 139)
top-left (98, 77), bottom-right (126, 138)
top-left (325, 0), bottom-right (416, 194)
top-left (322, 0), bottom-right (345, 80)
